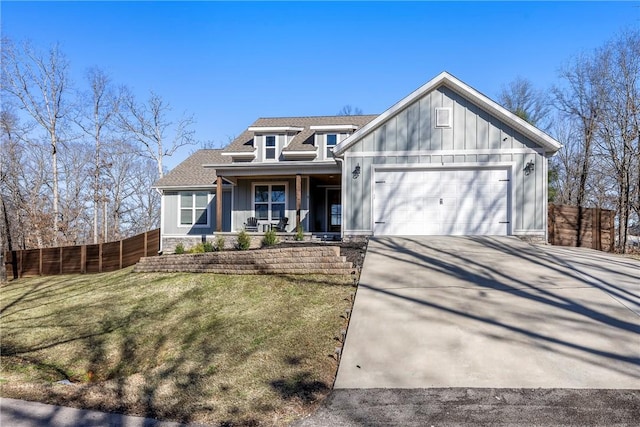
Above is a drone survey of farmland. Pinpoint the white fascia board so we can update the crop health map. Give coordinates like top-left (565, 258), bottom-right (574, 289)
top-left (220, 151), bottom-right (256, 159)
top-left (151, 184), bottom-right (231, 191)
top-left (309, 125), bottom-right (358, 131)
top-left (247, 126), bottom-right (305, 132)
top-left (334, 71), bottom-right (562, 156)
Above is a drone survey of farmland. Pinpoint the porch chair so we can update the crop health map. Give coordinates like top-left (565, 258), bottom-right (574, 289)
top-left (273, 217), bottom-right (289, 232)
top-left (244, 216), bottom-right (259, 232)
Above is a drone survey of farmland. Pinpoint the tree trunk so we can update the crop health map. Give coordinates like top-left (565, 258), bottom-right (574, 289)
top-left (51, 132), bottom-right (59, 246)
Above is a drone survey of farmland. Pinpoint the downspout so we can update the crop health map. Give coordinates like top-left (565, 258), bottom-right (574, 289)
top-left (156, 187), bottom-right (164, 254)
top-left (543, 155), bottom-right (549, 244)
top-left (334, 156), bottom-right (346, 240)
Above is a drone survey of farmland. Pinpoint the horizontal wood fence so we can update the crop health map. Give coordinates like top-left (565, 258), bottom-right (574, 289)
top-left (3, 229), bottom-right (160, 279)
top-left (548, 204), bottom-right (615, 252)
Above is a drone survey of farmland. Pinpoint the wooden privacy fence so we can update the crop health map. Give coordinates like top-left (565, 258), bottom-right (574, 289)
top-left (3, 229), bottom-right (160, 279)
top-left (548, 204), bottom-right (615, 252)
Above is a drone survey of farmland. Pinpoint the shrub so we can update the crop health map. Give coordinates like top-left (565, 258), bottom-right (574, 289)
top-left (214, 235), bottom-right (226, 251)
top-left (294, 225), bottom-right (305, 241)
top-left (262, 229), bottom-right (278, 247)
top-left (236, 230), bottom-right (251, 250)
top-left (174, 243), bottom-right (185, 254)
top-left (186, 242), bottom-right (215, 254)
top-left (189, 243), bottom-right (205, 254)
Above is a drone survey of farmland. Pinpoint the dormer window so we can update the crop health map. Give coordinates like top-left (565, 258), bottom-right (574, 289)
top-left (326, 134), bottom-right (337, 159)
top-left (265, 135), bottom-right (276, 160)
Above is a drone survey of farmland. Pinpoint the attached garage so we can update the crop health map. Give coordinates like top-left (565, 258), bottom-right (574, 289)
top-left (333, 72), bottom-right (562, 241)
top-left (373, 167), bottom-right (510, 236)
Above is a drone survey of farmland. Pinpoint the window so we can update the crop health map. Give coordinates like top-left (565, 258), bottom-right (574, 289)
top-left (330, 204), bottom-right (341, 226)
top-left (265, 135), bottom-right (276, 160)
top-left (326, 134), bottom-right (337, 159)
top-left (179, 192), bottom-right (209, 226)
top-left (254, 184), bottom-right (286, 222)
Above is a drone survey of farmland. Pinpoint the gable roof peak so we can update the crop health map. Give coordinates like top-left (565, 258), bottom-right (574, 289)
top-left (334, 71), bottom-right (561, 155)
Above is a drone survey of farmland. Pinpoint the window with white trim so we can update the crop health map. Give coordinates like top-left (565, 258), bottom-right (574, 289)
top-left (253, 183), bottom-right (286, 222)
top-left (179, 192), bottom-right (209, 226)
top-left (265, 135), bottom-right (277, 160)
top-left (326, 134), bottom-right (337, 159)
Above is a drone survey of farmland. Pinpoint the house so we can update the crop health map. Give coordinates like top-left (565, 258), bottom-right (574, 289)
top-left (153, 72), bottom-right (562, 253)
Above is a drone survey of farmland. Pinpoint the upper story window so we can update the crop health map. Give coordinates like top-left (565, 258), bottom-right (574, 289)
top-left (326, 134), bottom-right (337, 159)
top-left (265, 135), bottom-right (277, 160)
top-left (179, 191), bottom-right (209, 226)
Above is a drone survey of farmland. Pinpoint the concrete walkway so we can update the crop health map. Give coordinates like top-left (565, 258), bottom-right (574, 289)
top-left (0, 397), bottom-right (207, 427)
top-left (335, 236), bottom-right (640, 389)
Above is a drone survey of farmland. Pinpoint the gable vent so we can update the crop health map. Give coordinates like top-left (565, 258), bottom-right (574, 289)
top-left (435, 107), bottom-right (452, 128)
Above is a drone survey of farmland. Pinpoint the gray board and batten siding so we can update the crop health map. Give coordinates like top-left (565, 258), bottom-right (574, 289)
top-left (341, 85), bottom-right (549, 237)
top-left (162, 190), bottom-right (232, 235)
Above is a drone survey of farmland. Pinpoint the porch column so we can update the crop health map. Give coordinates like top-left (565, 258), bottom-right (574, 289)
top-left (296, 174), bottom-right (301, 230)
top-left (216, 176), bottom-right (222, 232)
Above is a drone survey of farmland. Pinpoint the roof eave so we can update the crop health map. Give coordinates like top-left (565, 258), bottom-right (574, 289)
top-left (220, 151), bottom-right (257, 160)
top-left (152, 184), bottom-right (220, 190)
top-left (281, 150), bottom-right (318, 160)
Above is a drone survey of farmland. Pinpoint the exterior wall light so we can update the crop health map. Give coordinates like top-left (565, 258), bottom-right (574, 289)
top-left (352, 163), bottom-right (361, 179)
top-left (524, 160), bottom-right (535, 176)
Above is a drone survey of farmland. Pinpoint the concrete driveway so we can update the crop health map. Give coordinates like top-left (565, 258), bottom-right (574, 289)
top-left (334, 236), bottom-right (640, 389)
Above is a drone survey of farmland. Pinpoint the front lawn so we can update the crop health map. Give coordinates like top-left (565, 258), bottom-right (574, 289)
top-left (0, 268), bottom-right (353, 426)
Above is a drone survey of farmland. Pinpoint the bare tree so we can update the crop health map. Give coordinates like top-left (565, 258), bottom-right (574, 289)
top-left (0, 109), bottom-right (29, 280)
top-left (118, 90), bottom-right (195, 178)
top-left (58, 140), bottom-right (93, 244)
top-left (119, 158), bottom-right (161, 235)
top-left (550, 118), bottom-right (580, 205)
top-left (551, 29), bottom-right (640, 251)
top-left (75, 67), bottom-right (119, 243)
top-left (593, 29), bottom-right (640, 251)
top-left (1, 39), bottom-right (71, 245)
top-left (554, 51), bottom-right (604, 246)
top-left (337, 105), bottom-right (363, 116)
top-left (0, 108), bottom-right (55, 249)
top-left (498, 77), bottom-right (552, 130)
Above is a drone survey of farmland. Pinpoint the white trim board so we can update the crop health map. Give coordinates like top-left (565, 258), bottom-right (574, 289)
top-left (372, 161), bottom-right (515, 171)
top-left (344, 147), bottom-right (544, 158)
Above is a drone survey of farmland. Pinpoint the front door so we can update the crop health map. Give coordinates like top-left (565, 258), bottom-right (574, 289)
top-left (327, 189), bottom-right (341, 232)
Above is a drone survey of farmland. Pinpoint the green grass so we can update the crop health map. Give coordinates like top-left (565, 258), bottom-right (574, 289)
top-left (0, 268), bottom-right (354, 426)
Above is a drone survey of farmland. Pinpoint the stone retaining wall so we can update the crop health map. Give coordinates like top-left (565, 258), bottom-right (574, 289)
top-left (134, 246), bottom-right (354, 275)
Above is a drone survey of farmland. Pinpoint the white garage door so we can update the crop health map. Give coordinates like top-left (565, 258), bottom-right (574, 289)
top-left (373, 168), bottom-right (510, 236)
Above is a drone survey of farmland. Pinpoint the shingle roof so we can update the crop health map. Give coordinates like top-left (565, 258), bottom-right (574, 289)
top-left (156, 115), bottom-right (378, 188)
top-left (153, 149), bottom-right (230, 188)
top-left (225, 115), bottom-right (378, 152)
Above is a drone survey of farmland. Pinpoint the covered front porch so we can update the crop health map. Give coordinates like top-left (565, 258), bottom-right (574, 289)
top-left (210, 162), bottom-right (343, 236)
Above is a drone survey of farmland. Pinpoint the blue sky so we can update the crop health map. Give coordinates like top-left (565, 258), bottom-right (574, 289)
top-left (2, 1), bottom-right (638, 169)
